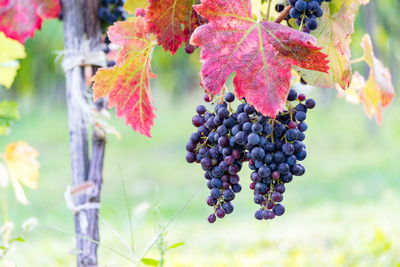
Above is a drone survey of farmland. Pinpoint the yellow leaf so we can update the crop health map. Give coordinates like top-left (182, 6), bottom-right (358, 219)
top-left (296, 0), bottom-right (368, 89)
top-left (4, 141), bottom-right (40, 204)
top-left (124, 0), bottom-right (149, 15)
top-left (0, 32), bottom-right (26, 89)
top-left (337, 71), bottom-right (363, 105)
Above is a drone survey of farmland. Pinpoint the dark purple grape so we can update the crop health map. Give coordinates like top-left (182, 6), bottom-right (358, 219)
top-left (208, 214), bottom-right (217, 223)
top-left (254, 209), bottom-right (263, 220)
top-left (192, 115), bottom-right (205, 127)
top-left (305, 99), bottom-right (316, 109)
top-left (224, 92), bottom-right (235, 102)
top-left (273, 204), bottom-right (285, 216)
top-left (216, 209), bottom-right (226, 218)
top-left (196, 105), bottom-right (206, 115)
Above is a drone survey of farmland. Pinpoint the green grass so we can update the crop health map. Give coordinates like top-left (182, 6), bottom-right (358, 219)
top-left (1, 90), bottom-right (400, 267)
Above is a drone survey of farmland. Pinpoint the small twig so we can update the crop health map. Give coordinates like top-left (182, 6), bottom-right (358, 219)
top-left (40, 225), bottom-right (136, 264)
top-left (135, 187), bottom-right (201, 267)
top-left (99, 215), bottom-right (133, 258)
top-left (274, 5), bottom-right (292, 24)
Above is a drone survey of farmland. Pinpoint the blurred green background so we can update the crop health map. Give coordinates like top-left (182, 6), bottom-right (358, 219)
top-left (1, 1), bottom-right (400, 266)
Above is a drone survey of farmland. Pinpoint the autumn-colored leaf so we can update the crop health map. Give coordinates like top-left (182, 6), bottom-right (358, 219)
top-left (190, 0), bottom-right (329, 118)
top-left (337, 34), bottom-right (395, 125)
top-left (0, 0), bottom-right (61, 43)
top-left (359, 35), bottom-right (395, 125)
top-left (91, 18), bottom-right (157, 137)
top-left (146, 0), bottom-right (204, 54)
top-left (4, 141), bottom-right (40, 205)
top-left (296, 0), bottom-right (368, 89)
top-left (0, 32), bottom-right (26, 88)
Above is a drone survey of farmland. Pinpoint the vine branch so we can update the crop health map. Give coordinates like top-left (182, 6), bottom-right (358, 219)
top-left (274, 5), bottom-right (292, 24)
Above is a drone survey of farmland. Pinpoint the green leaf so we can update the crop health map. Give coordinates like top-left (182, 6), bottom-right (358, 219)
top-left (168, 242), bottom-right (185, 249)
top-left (329, 1), bottom-right (342, 15)
top-left (9, 236), bottom-right (25, 243)
top-left (141, 258), bottom-right (160, 266)
top-left (0, 100), bottom-right (19, 135)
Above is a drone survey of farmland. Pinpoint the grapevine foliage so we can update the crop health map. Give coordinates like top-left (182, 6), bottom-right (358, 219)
top-left (295, 0), bottom-right (369, 89)
top-left (190, 0), bottom-right (329, 119)
top-left (0, 0), bottom-right (61, 43)
top-left (338, 34), bottom-right (395, 125)
top-left (92, 0), bottom-right (207, 136)
top-left (146, 0), bottom-right (204, 54)
top-left (92, 18), bottom-right (156, 137)
top-left (93, 0), bottom-right (330, 137)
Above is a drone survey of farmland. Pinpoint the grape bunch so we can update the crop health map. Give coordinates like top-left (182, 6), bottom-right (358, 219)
top-left (275, 0), bottom-right (332, 33)
top-left (186, 92), bottom-right (246, 223)
top-left (98, 0), bottom-right (126, 67)
top-left (98, 0), bottom-right (126, 33)
top-left (247, 89), bottom-right (315, 220)
top-left (186, 90), bottom-right (316, 223)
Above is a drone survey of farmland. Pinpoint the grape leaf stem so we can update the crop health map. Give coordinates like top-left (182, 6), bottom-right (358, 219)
top-left (351, 57), bottom-right (365, 64)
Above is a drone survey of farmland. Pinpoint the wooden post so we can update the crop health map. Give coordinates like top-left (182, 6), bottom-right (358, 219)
top-left (62, 0), bottom-right (105, 266)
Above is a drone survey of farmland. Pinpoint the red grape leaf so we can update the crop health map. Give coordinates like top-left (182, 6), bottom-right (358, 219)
top-left (146, 0), bottom-right (203, 54)
top-left (190, 0), bottom-right (329, 118)
top-left (91, 18), bottom-right (157, 137)
top-left (0, 0), bottom-right (61, 43)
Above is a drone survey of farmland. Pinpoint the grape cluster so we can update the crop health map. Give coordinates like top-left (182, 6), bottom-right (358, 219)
top-left (186, 90), bottom-right (316, 223)
top-left (186, 93), bottom-right (246, 223)
top-left (98, 0), bottom-right (126, 67)
top-left (275, 0), bottom-right (331, 33)
top-left (248, 89), bottom-right (315, 220)
top-left (98, 0), bottom-right (126, 32)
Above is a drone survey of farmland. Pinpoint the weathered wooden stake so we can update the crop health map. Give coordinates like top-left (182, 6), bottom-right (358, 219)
top-left (62, 0), bottom-right (105, 266)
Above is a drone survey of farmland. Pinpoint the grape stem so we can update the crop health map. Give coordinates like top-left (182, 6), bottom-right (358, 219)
top-left (299, 14), bottom-right (305, 32)
top-left (270, 120), bottom-right (275, 144)
top-left (288, 101), bottom-right (294, 121)
top-left (266, 0), bottom-right (273, 22)
top-left (351, 57), bottom-right (365, 64)
top-left (274, 5), bottom-right (292, 24)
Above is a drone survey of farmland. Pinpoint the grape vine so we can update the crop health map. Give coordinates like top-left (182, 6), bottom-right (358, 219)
top-left (186, 89), bottom-right (315, 222)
